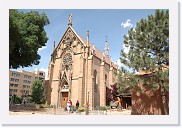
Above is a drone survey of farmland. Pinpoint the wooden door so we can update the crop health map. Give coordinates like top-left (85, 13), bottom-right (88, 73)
top-left (61, 92), bottom-right (68, 108)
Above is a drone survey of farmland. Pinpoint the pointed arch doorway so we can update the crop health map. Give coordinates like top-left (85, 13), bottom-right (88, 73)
top-left (59, 71), bottom-right (70, 108)
top-left (61, 92), bottom-right (68, 108)
top-left (60, 83), bottom-right (69, 108)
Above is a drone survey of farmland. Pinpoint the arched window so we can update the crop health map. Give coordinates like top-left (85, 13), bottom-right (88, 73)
top-left (94, 70), bottom-right (97, 91)
top-left (105, 75), bottom-right (107, 82)
top-left (105, 74), bottom-right (107, 87)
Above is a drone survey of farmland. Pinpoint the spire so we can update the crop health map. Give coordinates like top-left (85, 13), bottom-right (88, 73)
top-left (68, 14), bottom-right (72, 26)
top-left (86, 30), bottom-right (89, 46)
top-left (104, 36), bottom-right (109, 56)
top-left (53, 41), bottom-right (55, 52)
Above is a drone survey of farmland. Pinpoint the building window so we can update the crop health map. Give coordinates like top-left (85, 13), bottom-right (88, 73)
top-left (10, 84), bottom-right (13, 86)
top-left (63, 85), bottom-right (69, 89)
top-left (23, 80), bottom-right (31, 84)
top-left (105, 75), bottom-right (107, 82)
top-left (12, 72), bottom-right (20, 77)
top-left (11, 72), bottom-right (14, 76)
top-left (15, 79), bottom-right (19, 82)
top-left (13, 89), bottom-right (17, 92)
top-left (14, 84), bottom-right (18, 87)
top-left (39, 72), bottom-right (44, 76)
top-left (94, 70), bottom-right (97, 91)
top-left (11, 78), bottom-right (14, 81)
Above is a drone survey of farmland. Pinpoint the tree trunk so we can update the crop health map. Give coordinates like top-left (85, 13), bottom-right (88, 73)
top-left (160, 86), bottom-right (169, 115)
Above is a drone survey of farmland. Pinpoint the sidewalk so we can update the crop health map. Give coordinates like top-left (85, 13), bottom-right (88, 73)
top-left (9, 108), bottom-right (131, 115)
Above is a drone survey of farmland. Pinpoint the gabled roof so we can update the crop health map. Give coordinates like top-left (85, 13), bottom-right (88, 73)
top-left (54, 26), bottom-right (118, 70)
top-left (77, 33), bottom-right (118, 70)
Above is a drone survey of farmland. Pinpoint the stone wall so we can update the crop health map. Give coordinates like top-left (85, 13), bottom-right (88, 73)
top-left (9, 103), bottom-right (40, 111)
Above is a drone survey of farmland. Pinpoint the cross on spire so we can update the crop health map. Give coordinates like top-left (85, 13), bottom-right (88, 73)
top-left (68, 14), bottom-right (72, 26)
top-left (104, 36), bottom-right (109, 56)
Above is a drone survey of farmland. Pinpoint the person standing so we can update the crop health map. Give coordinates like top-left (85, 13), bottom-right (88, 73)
top-left (69, 100), bottom-right (73, 113)
top-left (117, 97), bottom-right (122, 111)
top-left (67, 101), bottom-right (70, 114)
top-left (76, 100), bottom-right (79, 113)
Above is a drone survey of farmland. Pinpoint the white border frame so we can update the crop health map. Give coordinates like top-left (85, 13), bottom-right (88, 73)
top-left (0, 0), bottom-right (179, 125)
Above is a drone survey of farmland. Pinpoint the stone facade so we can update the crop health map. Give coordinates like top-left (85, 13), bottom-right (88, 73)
top-left (47, 17), bottom-right (118, 109)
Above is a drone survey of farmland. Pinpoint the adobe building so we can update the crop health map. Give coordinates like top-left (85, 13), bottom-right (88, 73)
top-left (131, 68), bottom-right (169, 115)
top-left (47, 15), bottom-right (118, 109)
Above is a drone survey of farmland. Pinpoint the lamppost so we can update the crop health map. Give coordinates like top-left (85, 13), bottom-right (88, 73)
top-left (88, 92), bottom-right (89, 105)
top-left (85, 92), bottom-right (89, 115)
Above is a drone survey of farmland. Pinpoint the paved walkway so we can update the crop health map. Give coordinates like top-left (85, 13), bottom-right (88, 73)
top-left (9, 108), bottom-right (131, 115)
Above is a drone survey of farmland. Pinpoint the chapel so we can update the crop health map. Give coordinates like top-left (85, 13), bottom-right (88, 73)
top-left (47, 15), bottom-right (118, 109)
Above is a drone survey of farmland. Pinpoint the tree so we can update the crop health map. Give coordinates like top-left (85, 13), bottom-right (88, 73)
top-left (9, 9), bottom-right (50, 69)
top-left (119, 10), bottom-right (169, 114)
top-left (9, 95), bottom-right (22, 104)
top-left (31, 80), bottom-right (45, 104)
top-left (106, 83), bottom-right (119, 105)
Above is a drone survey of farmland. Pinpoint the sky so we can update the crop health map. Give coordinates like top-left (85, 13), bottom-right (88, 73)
top-left (15, 9), bottom-right (156, 79)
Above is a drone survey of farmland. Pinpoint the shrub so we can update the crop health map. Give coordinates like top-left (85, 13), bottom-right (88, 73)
top-left (10, 95), bottom-right (22, 104)
top-left (95, 106), bottom-right (109, 111)
top-left (64, 107), bottom-right (67, 111)
top-left (49, 105), bottom-right (54, 108)
top-left (39, 104), bottom-right (49, 108)
top-left (78, 107), bottom-right (85, 112)
top-left (72, 105), bottom-right (76, 111)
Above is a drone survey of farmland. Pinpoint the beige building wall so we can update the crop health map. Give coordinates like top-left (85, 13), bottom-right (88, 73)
top-left (9, 70), bottom-right (45, 98)
top-left (50, 80), bottom-right (59, 106)
top-left (47, 21), bottom-right (118, 109)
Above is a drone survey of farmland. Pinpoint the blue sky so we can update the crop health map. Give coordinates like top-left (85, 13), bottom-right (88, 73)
top-left (16, 9), bottom-right (156, 79)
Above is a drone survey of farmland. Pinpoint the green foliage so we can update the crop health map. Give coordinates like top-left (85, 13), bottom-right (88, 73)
top-left (78, 107), bottom-right (85, 112)
top-left (95, 106), bottom-right (110, 111)
top-left (106, 83), bottom-right (119, 105)
top-left (121, 9), bottom-right (168, 71)
top-left (72, 105), bottom-right (76, 111)
top-left (10, 95), bottom-right (22, 104)
top-left (119, 9), bottom-right (169, 90)
top-left (9, 9), bottom-right (50, 69)
top-left (39, 104), bottom-right (49, 108)
top-left (31, 80), bottom-right (45, 104)
top-left (49, 105), bottom-right (54, 108)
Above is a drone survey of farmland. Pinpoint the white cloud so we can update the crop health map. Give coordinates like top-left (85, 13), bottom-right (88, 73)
top-left (39, 67), bottom-right (48, 80)
top-left (116, 59), bottom-right (122, 68)
top-left (38, 46), bottom-right (47, 53)
top-left (121, 19), bottom-right (133, 28)
top-left (123, 44), bottom-right (130, 54)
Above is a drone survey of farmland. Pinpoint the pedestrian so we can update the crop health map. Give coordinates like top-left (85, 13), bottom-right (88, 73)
top-left (117, 97), bottom-right (122, 111)
top-left (76, 100), bottom-right (79, 113)
top-left (22, 98), bottom-right (26, 106)
top-left (67, 101), bottom-right (70, 114)
top-left (69, 100), bottom-right (73, 113)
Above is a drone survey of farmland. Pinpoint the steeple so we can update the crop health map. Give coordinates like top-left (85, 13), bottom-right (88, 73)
top-left (86, 30), bottom-right (89, 46)
top-left (68, 14), bottom-right (72, 26)
top-left (104, 36), bottom-right (109, 56)
top-left (53, 41), bottom-right (55, 52)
